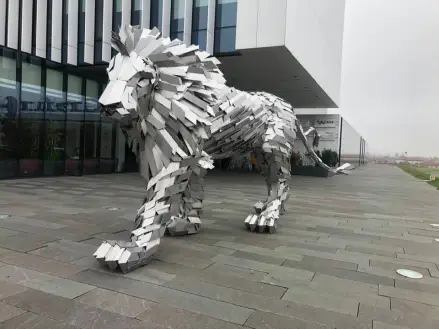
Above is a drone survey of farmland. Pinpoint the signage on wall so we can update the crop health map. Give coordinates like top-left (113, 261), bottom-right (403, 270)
top-left (319, 131), bottom-right (336, 141)
top-left (314, 119), bottom-right (337, 128)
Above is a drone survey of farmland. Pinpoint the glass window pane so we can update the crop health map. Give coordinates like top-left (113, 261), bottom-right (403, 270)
top-left (150, 0), bottom-right (163, 30)
top-left (191, 30), bottom-right (207, 50)
top-left (0, 50), bottom-right (18, 178)
top-left (193, 0), bottom-right (208, 30)
top-left (171, 0), bottom-right (185, 37)
top-left (215, 0), bottom-right (237, 28)
top-left (131, 0), bottom-right (141, 26)
top-left (65, 75), bottom-right (83, 175)
top-left (83, 80), bottom-right (100, 174)
top-left (100, 118), bottom-right (114, 173)
top-left (44, 68), bottom-right (65, 176)
top-left (113, 0), bottom-right (122, 31)
top-left (20, 57), bottom-right (44, 176)
top-left (214, 26), bottom-right (236, 53)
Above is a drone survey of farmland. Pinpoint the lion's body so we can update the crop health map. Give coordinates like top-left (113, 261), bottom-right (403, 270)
top-left (93, 25), bottom-right (337, 273)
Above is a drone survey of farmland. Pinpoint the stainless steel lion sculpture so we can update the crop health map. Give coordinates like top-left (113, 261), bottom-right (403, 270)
top-left (93, 25), bottom-right (350, 273)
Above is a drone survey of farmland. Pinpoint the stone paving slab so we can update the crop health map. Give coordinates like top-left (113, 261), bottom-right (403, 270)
top-left (0, 165), bottom-right (439, 328)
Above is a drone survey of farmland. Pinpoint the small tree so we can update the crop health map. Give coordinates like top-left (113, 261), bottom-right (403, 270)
top-left (321, 149), bottom-right (338, 167)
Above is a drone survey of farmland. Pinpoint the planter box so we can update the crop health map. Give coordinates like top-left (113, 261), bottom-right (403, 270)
top-left (291, 165), bottom-right (335, 178)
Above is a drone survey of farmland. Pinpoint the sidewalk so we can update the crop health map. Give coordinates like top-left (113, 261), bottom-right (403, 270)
top-left (0, 165), bottom-right (439, 329)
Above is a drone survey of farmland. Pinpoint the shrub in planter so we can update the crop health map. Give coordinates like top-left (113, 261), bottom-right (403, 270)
top-left (321, 149), bottom-right (338, 167)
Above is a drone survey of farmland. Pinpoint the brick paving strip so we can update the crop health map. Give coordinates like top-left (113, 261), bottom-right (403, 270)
top-left (0, 165), bottom-right (439, 328)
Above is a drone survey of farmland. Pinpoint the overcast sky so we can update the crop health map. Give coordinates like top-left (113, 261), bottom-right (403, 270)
top-left (336, 0), bottom-right (439, 157)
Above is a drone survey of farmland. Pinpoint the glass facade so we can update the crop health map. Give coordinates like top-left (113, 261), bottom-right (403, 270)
top-left (170, 0), bottom-right (185, 41)
top-left (131, 0), bottom-right (142, 26)
top-left (214, 0), bottom-right (237, 54)
top-left (0, 50), bottom-right (118, 179)
top-left (150, 0), bottom-right (163, 30)
top-left (192, 0), bottom-right (208, 50)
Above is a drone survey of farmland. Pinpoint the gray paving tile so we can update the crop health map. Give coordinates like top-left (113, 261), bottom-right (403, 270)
top-left (391, 298), bottom-right (439, 318)
top-left (379, 285), bottom-right (439, 306)
top-left (281, 287), bottom-right (359, 315)
top-left (408, 228), bottom-right (439, 238)
top-left (275, 246), bottom-right (370, 266)
top-left (0, 302), bottom-right (26, 323)
top-left (0, 233), bottom-right (58, 252)
top-left (0, 312), bottom-right (77, 329)
top-left (0, 282), bottom-right (28, 300)
top-left (244, 311), bottom-right (330, 329)
top-left (370, 260), bottom-right (431, 277)
top-left (373, 321), bottom-right (411, 329)
top-left (28, 245), bottom-right (87, 262)
top-left (212, 254), bottom-right (314, 282)
top-left (161, 274), bottom-right (369, 329)
top-left (394, 279), bottom-right (439, 294)
top-left (70, 269), bottom-right (254, 324)
top-left (0, 228), bottom-right (20, 238)
top-left (0, 265), bottom-right (95, 299)
top-left (301, 255), bottom-right (358, 270)
top-left (345, 245), bottom-right (397, 257)
top-left (231, 250), bottom-right (286, 265)
top-left (136, 303), bottom-right (245, 329)
top-left (205, 263), bottom-right (268, 281)
top-left (0, 249), bottom-right (85, 278)
top-left (3, 290), bottom-right (146, 329)
top-left (358, 304), bottom-right (439, 329)
top-left (76, 288), bottom-right (156, 318)
top-left (215, 241), bottom-right (303, 261)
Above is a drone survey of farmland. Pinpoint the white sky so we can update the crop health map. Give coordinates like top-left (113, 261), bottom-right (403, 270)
top-left (337, 0), bottom-right (439, 157)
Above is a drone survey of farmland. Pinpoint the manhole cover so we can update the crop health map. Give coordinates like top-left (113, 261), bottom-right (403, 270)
top-left (0, 214), bottom-right (10, 218)
top-left (396, 269), bottom-right (423, 279)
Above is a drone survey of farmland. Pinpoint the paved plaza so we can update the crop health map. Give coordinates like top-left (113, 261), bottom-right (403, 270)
top-left (0, 165), bottom-right (439, 329)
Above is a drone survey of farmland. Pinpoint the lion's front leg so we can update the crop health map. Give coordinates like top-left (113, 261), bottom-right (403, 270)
top-left (244, 148), bottom-right (290, 233)
top-left (93, 153), bottom-right (204, 273)
top-left (166, 168), bottom-right (207, 236)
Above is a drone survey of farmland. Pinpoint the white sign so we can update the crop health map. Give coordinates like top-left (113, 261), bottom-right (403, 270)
top-left (319, 131), bottom-right (336, 141)
top-left (314, 119), bottom-right (337, 128)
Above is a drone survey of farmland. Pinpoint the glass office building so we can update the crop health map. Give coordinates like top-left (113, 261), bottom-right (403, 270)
top-left (0, 0), bottom-right (237, 179)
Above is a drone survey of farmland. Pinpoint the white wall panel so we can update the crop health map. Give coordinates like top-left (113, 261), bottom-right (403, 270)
top-left (84, 0), bottom-right (96, 64)
top-left (35, 0), bottom-right (47, 58)
top-left (51, 0), bottom-right (63, 62)
top-left (162, 0), bottom-right (171, 37)
top-left (183, 0), bottom-right (193, 45)
top-left (67, 0), bottom-right (79, 65)
top-left (122, 0), bottom-right (131, 27)
top-left (205, 0), bottom-right (215, 54)
top-left (6, 0), bottom-right (19, 49)
top-left (21, 0), bottom-right (33, 53)
top-left (285, 0), bottom-right (345, 106)
top-left (102, 0), bottom-right (113, 62)
top-left (0, 0), bottom-right (7, 46)
top-left (235, 0), bottom-right (257, 50)
top-left (141, 0), bottom-right (151, 28)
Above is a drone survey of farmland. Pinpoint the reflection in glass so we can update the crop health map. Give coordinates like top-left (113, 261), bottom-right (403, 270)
top-left (131, 0), bottom-right (141, 26)
top-left (44, 68), bottom-right (65, 176)
top-left (0, 50), bottom-right (19, 177)
top-left (65, 74), bottom-right (83, 175)
top-left (84, 80), bottom-right (100, 174)
top-left (170, 0), bottom-right (185, 41)
top-left (214, 0), bottom-right (237, 53)
top-left (192, 0), bottom-right (208, 50)
top-left (100, 117), bottom-right (114, 173)
top-left (150, 0), bottom-right (163, 30)
top-left (20, 56), bottom-right (44, 176)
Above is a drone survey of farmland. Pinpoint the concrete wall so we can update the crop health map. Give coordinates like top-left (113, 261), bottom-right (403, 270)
top-left (235, 0), bottom-right (346, 106)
